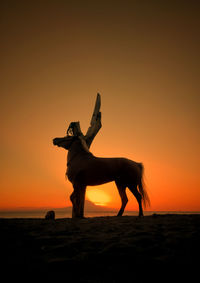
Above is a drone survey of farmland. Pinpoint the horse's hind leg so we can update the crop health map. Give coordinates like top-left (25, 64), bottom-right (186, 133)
top-left (115, 180), bottom-right (128, 216)
top-left (128, 185), bottom-right (143, 217)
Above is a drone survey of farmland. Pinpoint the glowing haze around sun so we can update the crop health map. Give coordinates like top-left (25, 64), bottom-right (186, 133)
top-left (86, 189), bottom-right (111, 206)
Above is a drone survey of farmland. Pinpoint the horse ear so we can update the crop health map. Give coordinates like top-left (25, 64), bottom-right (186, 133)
top-left (67, 121), bottom-right (84, 137)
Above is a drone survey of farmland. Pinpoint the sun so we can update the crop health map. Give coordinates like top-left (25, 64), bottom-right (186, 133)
top-left (86, 189), bottom-right (110, 206)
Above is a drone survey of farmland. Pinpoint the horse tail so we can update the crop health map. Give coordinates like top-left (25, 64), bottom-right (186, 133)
top-left (138, 163), bottom-right (150, 208)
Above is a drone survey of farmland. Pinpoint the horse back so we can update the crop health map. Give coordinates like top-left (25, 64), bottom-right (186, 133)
top-left (68, 155), bottom-right (142, 186)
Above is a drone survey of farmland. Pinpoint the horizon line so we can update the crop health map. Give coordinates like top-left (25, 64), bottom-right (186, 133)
top-left (0, 207), bottom-right (199, 213)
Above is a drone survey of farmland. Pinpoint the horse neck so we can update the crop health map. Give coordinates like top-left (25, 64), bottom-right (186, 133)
top-left (67, 139), bottom-right (91, 165)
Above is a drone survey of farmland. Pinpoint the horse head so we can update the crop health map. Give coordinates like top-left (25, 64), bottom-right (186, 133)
top-left (53, 135), bottom-right (76, 150)
top-left (53, 121), bottom-right (87, 151)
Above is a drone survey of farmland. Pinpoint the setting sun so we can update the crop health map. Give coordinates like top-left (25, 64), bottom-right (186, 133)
top-left (86, 189), bottom-right (111, 206)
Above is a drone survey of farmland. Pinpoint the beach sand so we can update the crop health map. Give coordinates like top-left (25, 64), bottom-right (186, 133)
top-left (1, 214), bottom-right (199, 282)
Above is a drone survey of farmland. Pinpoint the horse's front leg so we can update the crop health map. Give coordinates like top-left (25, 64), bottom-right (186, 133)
top-left (70, 184), bottom-right (86, 218)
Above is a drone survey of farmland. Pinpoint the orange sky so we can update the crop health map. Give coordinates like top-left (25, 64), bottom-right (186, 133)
top-left (1, 0), bottom-right (200, 212)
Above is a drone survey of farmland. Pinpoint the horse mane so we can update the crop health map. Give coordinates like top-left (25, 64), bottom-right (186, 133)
top-left (78, 136), bottom-right (91, 153)
top-left (66, 121), bottom-right (91, 154)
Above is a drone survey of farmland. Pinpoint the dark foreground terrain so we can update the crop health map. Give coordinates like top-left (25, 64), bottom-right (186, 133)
top-left (0, 215), bottom-right (199, 282)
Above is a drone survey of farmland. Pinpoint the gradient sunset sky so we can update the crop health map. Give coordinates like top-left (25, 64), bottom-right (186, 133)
top-left (1, 0), bottom-right (199, 211)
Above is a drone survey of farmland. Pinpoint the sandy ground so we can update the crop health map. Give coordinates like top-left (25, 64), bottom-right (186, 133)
top-left (0, 214), bottom-right (199, 282)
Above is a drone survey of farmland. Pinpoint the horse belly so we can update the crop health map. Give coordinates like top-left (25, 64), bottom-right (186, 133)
top-left (82, 159), bottom-right (117, 186)
top-left (86, 174), bottom-right (114, 186)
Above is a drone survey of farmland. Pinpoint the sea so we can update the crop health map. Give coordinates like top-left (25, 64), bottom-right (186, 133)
top-left (0, 209), bottom-right (199, 219)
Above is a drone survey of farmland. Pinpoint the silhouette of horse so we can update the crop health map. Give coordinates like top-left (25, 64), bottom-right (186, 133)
top-left (53, 135), bottom-right (150, 218)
